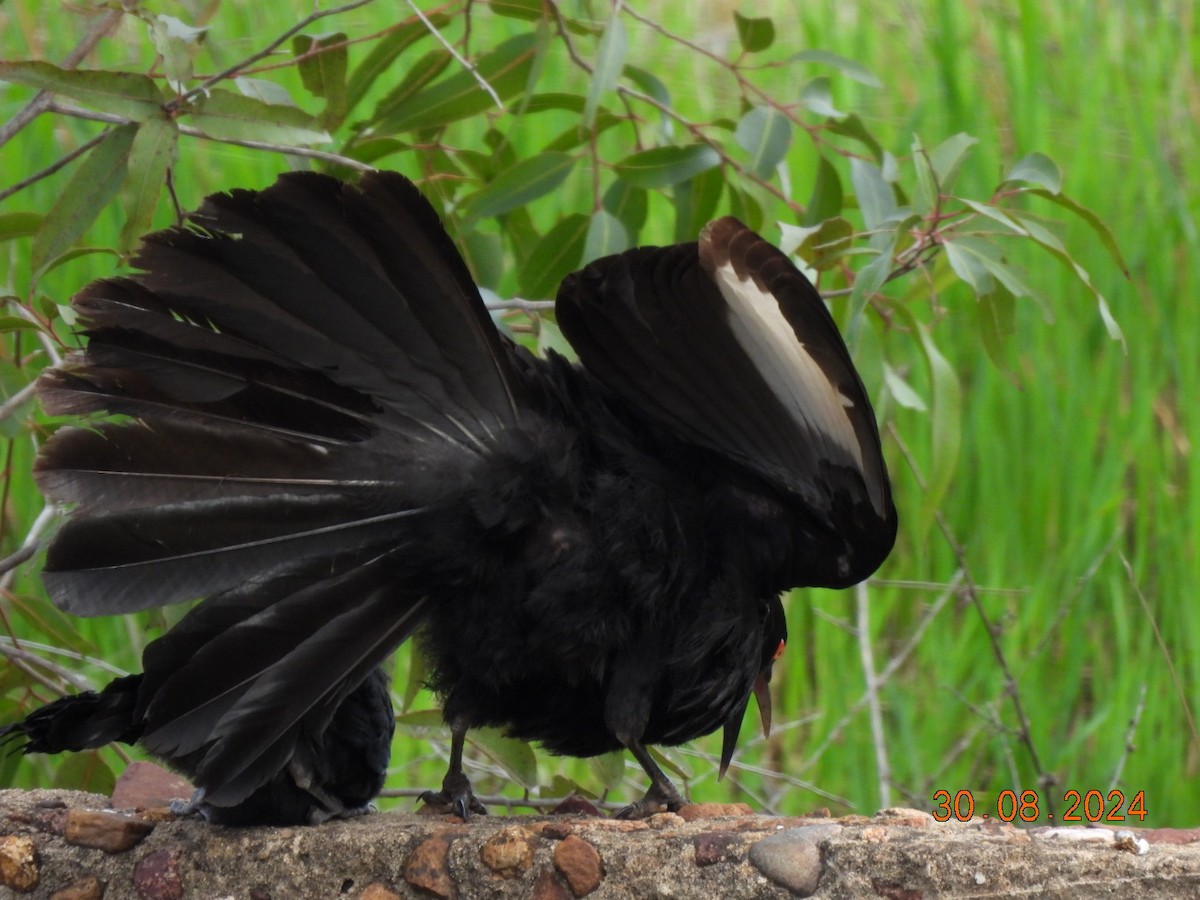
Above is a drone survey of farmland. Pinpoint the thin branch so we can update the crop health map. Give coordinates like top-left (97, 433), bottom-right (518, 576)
top-left (45, 103), bottom-right (376, 172)
top-left (0, 8), bottom-right (124, 149)
top-left (0, 129), bottom-right (114, 204)
top-left (0, 380), bottom-right (39, 425)
top-left (167, 0), bottom-right (380, 111)
top-left (402, 0), bottom-right (503, 109)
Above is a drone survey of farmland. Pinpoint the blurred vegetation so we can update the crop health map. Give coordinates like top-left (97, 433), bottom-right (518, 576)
top-left (0, 0), bottom-right (1194, 827)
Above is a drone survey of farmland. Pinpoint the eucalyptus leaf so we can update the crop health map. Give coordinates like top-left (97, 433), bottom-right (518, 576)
top-left (187, 89), bottom-right (330, 145)
top-left (614, 144), bottom-right (721, 189)
top-left (735, 106), bottom-right (792, 178)
top-left (584, 14), bottom-right (627, 127)
top-left (791, 49), bottom-right (883, 87)
top-left (583, 209), bottom-right (630, 262)
top-left (1003, 151), bottom-right (1062, 194)
top-left (518, 213), bottom-right (589, 299)
top-left (118, 115), bottom-right (178, 253)
top-left (734, 11), bottom-right (775, 53)
top-left (463, 153), bottom-right (575, 222)
top-left (0, 61), bottom-right (164, 121)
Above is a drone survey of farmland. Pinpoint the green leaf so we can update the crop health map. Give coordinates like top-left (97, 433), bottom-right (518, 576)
top-left (0, 315), bottom-right (48, 333)
top-left (489, 0), bottom-right (552, 20)
top-left (888, 301), bottom-right (962, 539)
top-left (849, 158), bottom-right (896, 231)
top-left (883, 361), bottom-right (927, 411)
top-left (32, 124), bottom-right (136, 277)
top-left (345, 15), bottom-right (447, 116)
top-left (614, 144), bottom-right (721, 189)
top-left (52, 750), bottom-right (116, 796)
top-left (376, 33), bottom-right (538, 133)
top-left (960, 197), bottom-right (1028, 234)
top-left (929, 132), bottom-right (978, 191)
top-left (118, 115), bottom-right (178, 252)
top-left (735, 106), bottom-right (792, 178)
top-left (32, 247), bottom-right (122, 279)
top-left (233, 76), bottom-right (297, 107)
top-left (602, 180), bottom-right (648, 239)
top-left (801, 155), bottom-right (843, 226)
top-left (187, 88), bottom-right (329, 145)
top-left (537, 317), bottom-right (576, 360)
top-left (0, 212), bottom-right (44, 242)
top-left (827, 113), bottom-right (883, 160)
top-left (149, 14), bottom-right (207, 89)
top-left (1030, 188), bottom-right (1131, 277)
top-left (584, 14), bottom-right (626, 127)
top-left (910, 135), bottom-right (938, 216)
top-left (468, 727), bottom-right (539, 789)
top-left (293, 32), bottom-right (348, 128)
top-left (519, 213), bottom-right (589, 299)
top-left (791, 49), bottom-right (883, 87)
top-left (1003, 151), bottom-right (1062, 194)
top-left (943, 238), bottom-right (995, 296)
top-left (463, 152), bottom-right (575, 222)
top-left (461, 231), bottom-right (505, 290)
top-left (727, 185), bottom-right (764, 231)
top-left (0, 61), bottom-right (164, 120)
top-left (367, 49), bottom-right (453, 129)
top-left (785, 216), bottom-right (853, 271)
top-left (673, 165), bottom-right (724, 243)
top-left (976, 284), bottom-right (1018, 375)
top-left (800, 76), bottom-right (845, 118)
top-left (734, 11), bottom-right (775, 53)
top-left (1008, 209), bottom-right (1125, 347)
top-left (846, 241), bottom-right (894, 344)
top-left (587, 751), bottom-right (627, 793)
top-left (583, 209), bottom-right (629, 262)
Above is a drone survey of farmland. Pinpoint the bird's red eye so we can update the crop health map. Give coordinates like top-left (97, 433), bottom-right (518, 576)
top-left (771, 639), bottom-right (785, 662)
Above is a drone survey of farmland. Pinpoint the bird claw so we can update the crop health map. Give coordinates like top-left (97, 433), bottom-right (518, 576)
top-left (419, 771), bottom-right (488, 820)
top-left (613, 782), bottom-right (686, 820)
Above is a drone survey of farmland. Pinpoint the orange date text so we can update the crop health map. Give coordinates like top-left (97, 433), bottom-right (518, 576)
top-left (932, 788), bottom-right (1147, 824)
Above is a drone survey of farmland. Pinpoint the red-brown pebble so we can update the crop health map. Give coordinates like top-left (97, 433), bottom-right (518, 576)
top-left (692, 831), bottom-right (741, 866)
top-left (531, 868), bottom-right (572, 900)
top-left (551, 795), bottom-right (602, 817)
top-left (402, 831), bottom-right (456, 899)
top-left (111, 762), bottom-right (193, 811)
top-left (552, 834), bottom-right (604, 897)
top-left (359, 881), bottom-right (402, 900)
top-left (65, 809), bottom-right (154, 854)
top-left (133, 848), bottom-right (183, 900)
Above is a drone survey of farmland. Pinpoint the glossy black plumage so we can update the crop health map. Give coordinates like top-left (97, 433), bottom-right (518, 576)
top-left (4, 170), bottom-right (895, 823)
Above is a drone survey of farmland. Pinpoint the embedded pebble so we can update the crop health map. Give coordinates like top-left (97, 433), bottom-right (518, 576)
top-left (748, 824), bottom-right (843, 897)
top-left (480, 824), bottom-right (537, 876)
top-left (65, 809), bottom-right (155, 853)
top-left (0, 834), bottom-right (39, 893)
top-left (49, 875), bottom-right (104, 900)
top-left (402, 831), bottom-right (456, 899)
top-left (553, 834), bottom-right (604, 897)
top-left (132, 848), bottom-right (183, 900)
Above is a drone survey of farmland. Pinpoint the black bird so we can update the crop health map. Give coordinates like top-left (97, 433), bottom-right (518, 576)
top-left (1, 170), bottom-right (895, 823)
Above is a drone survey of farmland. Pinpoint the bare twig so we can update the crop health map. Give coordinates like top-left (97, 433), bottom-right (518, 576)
top-left (0, 380), bottom-right (39, 425)
top-left (1109, 683), bottom-right (1147, 793)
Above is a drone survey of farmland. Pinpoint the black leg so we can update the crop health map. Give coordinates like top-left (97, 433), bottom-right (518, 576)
top-left (419, 721), bottom-right (488, 819)
top-left (615, 739), bottom-right (687, 819)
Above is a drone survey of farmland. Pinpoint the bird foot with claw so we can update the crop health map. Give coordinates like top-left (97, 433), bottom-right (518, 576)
top-left (614, 783), bottom-right (686, 820)
top-left (419, 771), bottom-right (488, 820)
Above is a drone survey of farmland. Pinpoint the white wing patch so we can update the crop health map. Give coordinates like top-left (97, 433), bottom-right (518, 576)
top-left (711, 260), bottom-right (866, 475)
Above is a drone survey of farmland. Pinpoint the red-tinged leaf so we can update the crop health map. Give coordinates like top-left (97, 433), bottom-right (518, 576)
top-left (186, 88), bottom-right (329, 146)
top-left (519, 213), bottom-right (589, 299)
top-left (0, 61), bottom-right (164, 120)
top-left (32, 124), bottom-right (136, 277)
top-left (462, 152), bottom-right (575, 222)
top-left (614, 144), bottom-right (721, 189)
top-left (734, 11), bottom-right (775, 53)
top-left (118, 115), bottom-right (178, 253)
top-left (376, 34), bottom-right (538, 133)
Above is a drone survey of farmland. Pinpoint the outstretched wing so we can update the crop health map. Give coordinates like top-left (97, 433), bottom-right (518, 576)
top-left (556, 216), bottom-right (895, 583)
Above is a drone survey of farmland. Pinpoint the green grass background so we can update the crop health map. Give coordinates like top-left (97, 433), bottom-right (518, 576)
top-left (1, 0), bottom-right (1196, 826)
